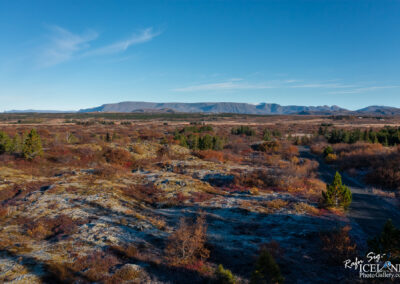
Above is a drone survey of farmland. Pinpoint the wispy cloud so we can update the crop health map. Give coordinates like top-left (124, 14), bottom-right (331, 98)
top-left (174, 78), bottom-right (399, 94)
top-left (85, 28), bottom-right (161, 56)
top-left (38, 26), bottom-right (161, 67)
top-left (173, 79), bottom-right (274, 92)
top-left (289, 83), bottom-right (356, 89)
top-left (328, 85), bottom-right (399, 94)
top-left (39, 26), bottom-right (98, 67)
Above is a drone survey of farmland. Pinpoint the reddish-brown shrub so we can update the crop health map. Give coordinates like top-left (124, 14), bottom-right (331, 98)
top-left (281, 144), bottom-right (299, 160)
top-left (25, 214), bottom-right (85, 240)
top-left (320, 226), bottom-right (357, 264)
top-left (0, 185), bottom-right (19, 202)
top-left (102, 147), bottom-right (133, 167)
top-left (194, 150), bottom-right (224, 163)
top-left (71, 251), bottom-right (120, 282)
top-left (260, 240), bottom-right (285, 259)
top-left (121, 183), bottom-right (159, 204)
top-left (190, 192), bottom-right (212, 203)
top-left (164, 214), bottom-right (210, 266)
top-left (176, 192), bottom-right (189, 203)
top-left (233, 169), bottom-right (278, 189)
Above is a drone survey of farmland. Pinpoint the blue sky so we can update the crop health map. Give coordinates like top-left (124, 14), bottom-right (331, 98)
top-left (1, 0), bottom-right (400, 111)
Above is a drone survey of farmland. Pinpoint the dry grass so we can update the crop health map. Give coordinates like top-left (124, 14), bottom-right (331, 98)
top-left (320, 226), bottom-right (357, 264)
top-left (265, 199), bottom-right (289, 211)
top-left (293, 202), bottom-right (320, 215)
top-left (370, 188), bottom-right (396, 198)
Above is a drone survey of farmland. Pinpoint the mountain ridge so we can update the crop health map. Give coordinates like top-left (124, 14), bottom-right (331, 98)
top-left (4, 102), bottom-right (400, 115)
top-left (78, 101), bottom-right (400, 115)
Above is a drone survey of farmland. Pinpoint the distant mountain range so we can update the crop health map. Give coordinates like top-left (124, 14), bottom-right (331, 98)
top-left (4, 109), bottom-right (75, 113)
top-left (78, 101), bottom-right (400, 115)
top-left (4, 102), bottom-right (400, 115)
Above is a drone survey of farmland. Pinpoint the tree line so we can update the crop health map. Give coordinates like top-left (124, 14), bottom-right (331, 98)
top-left (319, 126), bottom-right (400, 146)
top-left (0, 129), bottom-right (43, 160)
top-left (174, 125), bottom-right (224, 150)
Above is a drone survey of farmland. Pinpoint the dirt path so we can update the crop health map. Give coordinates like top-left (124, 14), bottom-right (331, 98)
top-left (298, 146), bottom-right (400, 238)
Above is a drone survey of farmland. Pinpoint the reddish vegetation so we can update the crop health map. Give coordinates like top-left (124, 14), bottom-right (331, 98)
top-left (0, 114), bottom-right (399, 283)
top-left (165, 215), bottom-right (209, 266)
top-left (121, 183), bottom-right (159, 205)
top-left (320, 226), bottom-right (357, 264)
top-left (25, 214), bottom-right (86, 240)
top-left (315, 142), bottom-right (400, 190)
top-left (194, 150), bottom-right (224, 163)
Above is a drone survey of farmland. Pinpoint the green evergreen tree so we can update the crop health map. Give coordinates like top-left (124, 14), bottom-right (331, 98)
top-left (250, 249), bottom-right (284, 284)
top-left (231, 125), bottom-right (255, 136)
top-left (368, 219), bottom-right (400, 262)
top-left (10, 133), bottom-right (22, 154)
top-left (343, 131), bottom-right (351, 143)
top-left (22, 129), bottom-right (43, 160)
top-left (199, 134), bottom-right (214, 150)
top-left (318, 126), bottom-right (324, 136)
top-left (0, 131), bottom-right (12, 154)
top-left (212, 136), bottom-right (224, 150)
top-left (187, 134), bottom-right (199, 150)
top-left (263, 129), bottom-right (272, 141)
top-left (383, 136), bottom-right (389, 146)
top-left (272, 130), bottom-right (281, 138)
top-left (362, 130), bottom-right (369, 142)
top-left (175, 134), bottom-right (188, 148)
top-left (322, 172), bottom-right (352, 208)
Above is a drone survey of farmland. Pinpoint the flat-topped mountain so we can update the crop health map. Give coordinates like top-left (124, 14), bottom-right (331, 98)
top-left (78, 101), bottom-right (350, 115)
top-left (4, 102), bottom-right (400, 115)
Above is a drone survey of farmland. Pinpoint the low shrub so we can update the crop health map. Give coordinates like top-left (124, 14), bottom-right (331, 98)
top-left (215, 264), bottom-right (236, 284)
top-left (164, 214), bottom-right (209, 266)
top-left (25, 214), bottom-right (85, 240)
top-left (102, 147), bottom-right (133, 167)
top-left (320, 225), bottom-right (357, 264)
top-left (194, 150), bottom-right (224, 163)
top-left (324, 153), bottom-right (337, 163)
top-left (72, 251), bottom-right (120, 282)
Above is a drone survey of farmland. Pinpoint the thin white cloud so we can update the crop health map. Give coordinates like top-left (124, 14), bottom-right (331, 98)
top-left (39, 26), bottom-right (98, 67)
top-left (283, 79), bottom-right (303, 83)
top-left (85, 28), bottom-right (161, 56)
top-left (173, 79), bottom-right (274, 92)
top-left (328, 85), bottom-right (399, 94)
top-left (38, 26), bottom-right (160, 67)
top-left (173, 78), bottom-right (400, 94)
top-left (289, 83), bottom-right (356, 89)
top-left (173, 79), bottom-right (351, 92)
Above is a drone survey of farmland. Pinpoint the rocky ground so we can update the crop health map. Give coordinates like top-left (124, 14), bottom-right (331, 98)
top-left (0, 140), bottom-right (378, 283)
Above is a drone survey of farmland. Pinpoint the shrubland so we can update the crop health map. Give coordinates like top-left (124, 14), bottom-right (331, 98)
top-left (0, 114), bottom-right (396, 283)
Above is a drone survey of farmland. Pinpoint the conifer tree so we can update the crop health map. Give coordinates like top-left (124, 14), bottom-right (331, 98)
top-left (322, 171), bottom-right (352, 208)
top-left (10, 133), bottom-right (22, 154)
top-left (250, 248), bottom-right (284, 284)
top-left (22, 129), bottom-right (43, 160)
top-left (0, 131), bottom-right (12, 154)
top-left (368, 219), bottom-right (400, 262)
top-left (263, 129), bottom-right (272, 141)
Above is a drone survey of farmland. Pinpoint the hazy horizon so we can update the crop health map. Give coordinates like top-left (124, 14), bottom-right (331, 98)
top-left (3, 100), bottom-right (397, 113)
